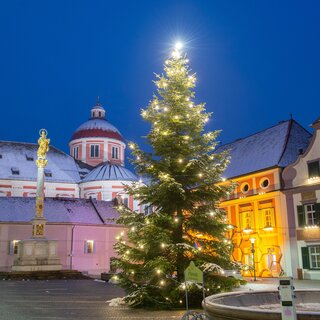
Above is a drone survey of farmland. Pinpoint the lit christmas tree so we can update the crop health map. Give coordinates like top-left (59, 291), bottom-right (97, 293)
top-left (112, 43), bottom-right (238, 309)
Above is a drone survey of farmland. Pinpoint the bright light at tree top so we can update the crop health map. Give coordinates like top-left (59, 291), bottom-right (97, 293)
top-left (175, 42), bottom-right (183, 50)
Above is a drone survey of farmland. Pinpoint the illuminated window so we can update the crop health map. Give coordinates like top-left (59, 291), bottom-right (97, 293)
top-left (90, 145), bottom-right (99, 158)
top-left (73, 146), bottom-right (79, 159)
top-left (112, 146), bottom-right (119, 159)
top-left (309, 246), bottom-right (320, 269)
top-left (262, 208), bottom-right (275, 229)
top-left (84, 240), bottom-right (95, 254)
top-left (308, 161), bottom-right (320, 179)
top-left (8, 240), bottom-right (20, 255)
top-left (240, 211), bottom-right (253, 230)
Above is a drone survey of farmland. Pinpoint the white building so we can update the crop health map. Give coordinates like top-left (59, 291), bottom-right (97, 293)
top-left (283, 117), bottom-right (320, 279)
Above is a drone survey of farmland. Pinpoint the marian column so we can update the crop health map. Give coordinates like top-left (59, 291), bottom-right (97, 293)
top-left (12, 129), bottom-right (61, 271)
top-left (31, 129), bottom-right (50, 238)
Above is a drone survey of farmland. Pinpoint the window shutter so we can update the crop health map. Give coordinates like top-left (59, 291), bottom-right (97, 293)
top-left (301, 247), bottom-right (310, 269)
top-left (270, 208), bottom-right (275, 227)
top-left (84, 241), bottom-right (88, 253)
top-left (314, 203), bottom-right (320, 225)
top-left (8, 241), bottom-right (14, 255)
top-left (297, 205), bottom-right (305, 227)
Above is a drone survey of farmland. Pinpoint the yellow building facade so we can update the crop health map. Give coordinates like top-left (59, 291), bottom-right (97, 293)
top-left (216, 119), bottom-right (312, 277)
top-left (221, 168), bottom-right (289, 277)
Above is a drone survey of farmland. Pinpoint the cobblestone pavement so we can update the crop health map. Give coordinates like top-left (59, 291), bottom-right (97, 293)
top-left (1, 278), bottom-right (320, 320)
top-left (0, 279), bottom-right (188, 320)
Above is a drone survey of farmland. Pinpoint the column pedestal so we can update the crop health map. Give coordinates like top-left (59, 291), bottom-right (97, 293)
top-left (12, 239), bottom-right (61, 272)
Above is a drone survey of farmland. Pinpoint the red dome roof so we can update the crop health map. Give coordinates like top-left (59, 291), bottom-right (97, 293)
top-left (70, 119), bottom-right (124, 142)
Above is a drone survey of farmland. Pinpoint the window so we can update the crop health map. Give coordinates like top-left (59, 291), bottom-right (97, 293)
top-left (297, 203), bottom-right (320, 227)
top-left (8, 240), bottom-right (20, 255)
top-left (11, 167), bottom-right (20, 175)
top-left (260, 178), bottom-right (270, 189)
top-left (44, 169), bottom-right (52, 177)
top-left (261, 208), bottom-right (275, 229)
top-left (90, 145), bottom-right (99, 158)
top-left (241, 183), bottom-right (249, 193)
top-left (73, 146), bottom-right (79, 159)
top-left (123, 197), bottom-right (129, 207)
top-left (309, 246), bottom-right (320, 269)
top-left (305, 204), bottom-right (316, 225)
top-left (264, 209), bottom-right (272, 227)
top-left (240, 211), bottom-right (253, 231)
top-left (308, 161), bottom-right (320, 179)
top-left (84, 240), bottom-right (95, 254)
top-left (25, 153), bottom-right (34, 161)
top-left (0, 154), bottom-right (2, 159)
top-left (112, 146), bottom-right (119, 159)
top-left (144, 205), bottom-right (153, 215)
top-left (302, 246), bottom-right (320, 269)
top-left (86, 193), bottom-right (97, 200)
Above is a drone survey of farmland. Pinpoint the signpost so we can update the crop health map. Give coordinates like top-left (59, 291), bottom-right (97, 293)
top-left (184, 261), bottom-right (206, 311)
top-left (278, 277), bottom-right (297, 320)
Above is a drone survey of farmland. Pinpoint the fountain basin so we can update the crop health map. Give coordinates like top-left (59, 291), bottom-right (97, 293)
top-left (204, 290), bottom-right (320, 320)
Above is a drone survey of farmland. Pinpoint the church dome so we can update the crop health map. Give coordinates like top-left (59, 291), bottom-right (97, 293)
top-left (82, 162), bottom-right (138, 182)
top-left (70, 103), bottom-right (124, 142)
top-left (69, 101), bottom-right (126, 167)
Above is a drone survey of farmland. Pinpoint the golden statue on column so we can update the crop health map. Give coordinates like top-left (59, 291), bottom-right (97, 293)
top-left (33, 129), bottom-right (50, 236)
top-left (36, 129), bottom-right (50, 167)
top-left (12, 129), bottom-right (61, 271)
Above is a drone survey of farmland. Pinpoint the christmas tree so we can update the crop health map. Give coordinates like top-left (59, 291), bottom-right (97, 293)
top-left (112, 43), bottom-right (237, 309)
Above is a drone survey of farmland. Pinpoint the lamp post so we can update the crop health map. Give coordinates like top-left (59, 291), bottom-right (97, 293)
top-left (250, 238), bottom-right (257, 281)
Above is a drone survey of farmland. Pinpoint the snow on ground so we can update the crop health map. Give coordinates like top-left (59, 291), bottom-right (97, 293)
top-left (106, 297), bottom-right (127, 307)
top-left (251, 303), bottom-right (320, 312)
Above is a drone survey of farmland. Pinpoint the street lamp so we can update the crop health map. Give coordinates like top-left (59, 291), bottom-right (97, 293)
top-left (249, 238), bottom-right (257, 281)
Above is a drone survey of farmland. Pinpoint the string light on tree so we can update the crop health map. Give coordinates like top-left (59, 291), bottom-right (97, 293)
top-left (112, 40), bottom-right (234, 309)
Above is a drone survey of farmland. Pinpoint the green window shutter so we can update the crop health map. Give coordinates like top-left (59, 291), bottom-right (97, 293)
top-left (297, 205), bottom-right (305, 227)
top-left (314, 203), bottom-right (320, 225)
top-left (308, 161), bottom-right (320, 178)
top-left (301, 247), bottom-right (310, 269)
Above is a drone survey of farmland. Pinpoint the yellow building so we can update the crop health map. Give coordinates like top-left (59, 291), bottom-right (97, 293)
top-left (217, 120), bottom-right (311, 277)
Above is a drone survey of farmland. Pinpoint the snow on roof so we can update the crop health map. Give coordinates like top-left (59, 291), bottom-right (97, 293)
top-left (91, 199), bottom-right (120, 223)
top-left (70, 118), bottom-right (124, 142)
top-left (0, 197), bottom-right (119, 225)
top-left (82, 162), bottom-right (138, 182)
top-left (216, 120), bottom-right (311, 179)
top-left (0, 141), bottom-right (80, 183)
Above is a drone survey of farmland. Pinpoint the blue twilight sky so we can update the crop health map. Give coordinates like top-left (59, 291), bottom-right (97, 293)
top-left (0, 1), bottom-right (319, 162)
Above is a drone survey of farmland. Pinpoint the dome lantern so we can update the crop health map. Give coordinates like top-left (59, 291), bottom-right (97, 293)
top-left (91, 101), bottom-right (106, 119)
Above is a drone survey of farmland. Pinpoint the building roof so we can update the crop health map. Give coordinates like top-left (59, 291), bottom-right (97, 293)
top-left (216, 120), bottom-right (312, 179)
top-left (81, 162), bottom-right (138, 182)
top-left (0, 197), bottom-right (119, 225)
top-left (0, 141), bottom-right (80, 183)
top-left (70, 118), bottom-right (124, 142)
